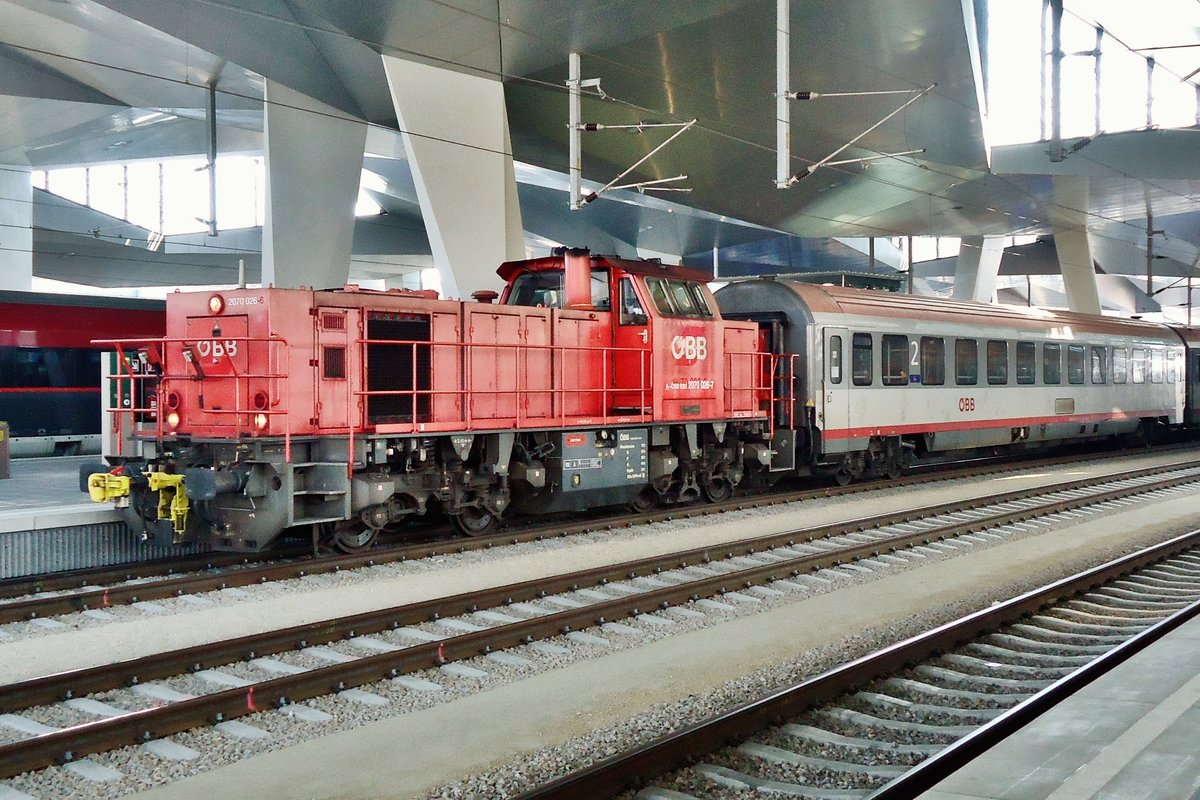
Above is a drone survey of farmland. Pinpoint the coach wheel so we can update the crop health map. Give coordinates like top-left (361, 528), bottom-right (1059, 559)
top-left (329, 520), bottom-right (379, 553)
top-left (452, 506), bottom-right (497, 537)
top-left (883, 449), bottom-right (905, 480)
top-left (700, 475), bottom-right (734, 503)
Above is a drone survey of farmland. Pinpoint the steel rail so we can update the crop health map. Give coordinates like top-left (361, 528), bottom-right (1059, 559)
top-left (4, 441), bottom-right (1187, 601)
top-left (2, 453), bottom-right (1195, 625)
top-left (2, 465), bottom-right (1196, 714)
top-left (0, 551), bottom-right (281, 600)
top-left (512, 530), bottom-right (1200, 800)
top-left (4, 444), bottom-right (1193, 614)
top-left (0, 470), bottom-right (1196, 778)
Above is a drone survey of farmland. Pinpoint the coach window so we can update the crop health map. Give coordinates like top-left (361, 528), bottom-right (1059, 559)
top-left (1112, 347), bottom-right (1128, 384)
top-left (1167, 351), bottom-right (1177, 383)
top-left (1090, 346), bottom-right (1106, 384)
top-left (852, 333), bottom-right (873, 386)
top-left (986, 340), bottom-right (1008, 385)
top-left (921, 337), bottom-right (945, 385)
top-left (1016, 341), bottom-right (1036, 384)
top-left (955, 338), bottom-right (978, 385)
top-left (1067, 345), bottom-right (1085, 384)
top-left (829, 336), bottom-right (843, 384)
top-left (1151, 350), bottom-right (1164, 383)
top-left (1043, 343), bottom-right (1062, 384)
top-left (619, 278), bottom-right (647, 325)
top-left (1131, 348), bottom-right (1146, 383)
top-left (882, 335), bottom-right (909, 386)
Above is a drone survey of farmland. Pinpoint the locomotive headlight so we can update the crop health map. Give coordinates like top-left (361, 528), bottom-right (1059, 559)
top-left (253, 413), bottom-right (269, 431)
top-left (166, 411), bottom-right (181, 430)
top-left (208, 294), bottom-right (225, 314)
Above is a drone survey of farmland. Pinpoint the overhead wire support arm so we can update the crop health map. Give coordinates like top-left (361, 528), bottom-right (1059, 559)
top-left (788, 83), bottom-right (936, 184)
top-left (567, 50), bottom-right (696, 209)
top-left (578, 119), bottom-right (696, 205)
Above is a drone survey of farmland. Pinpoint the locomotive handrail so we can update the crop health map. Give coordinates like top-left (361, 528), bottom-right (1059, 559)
top-left (347, 337), bottom-right (776, 434)
top-left (349, 337), bottom-right (677, 435)
top-left (95, 335), bottom-right (292, 461)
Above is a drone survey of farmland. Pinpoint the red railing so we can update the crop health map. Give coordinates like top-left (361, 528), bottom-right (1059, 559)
top-left (352, 337), bottom-right (659, 434)
top-left (98, 335), bottom-right (292, 459)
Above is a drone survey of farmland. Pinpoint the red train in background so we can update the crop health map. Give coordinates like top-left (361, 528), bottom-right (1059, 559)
top-left (0, 291), bottom-right (163, 457)
top-left (88, 249), bottom-right (769, 552)
top-left (85, 247), bottom-right (1200, 554)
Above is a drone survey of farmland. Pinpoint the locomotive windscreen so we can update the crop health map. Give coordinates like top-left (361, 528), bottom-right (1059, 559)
top-left (366, 314), bottom-right (431, 424)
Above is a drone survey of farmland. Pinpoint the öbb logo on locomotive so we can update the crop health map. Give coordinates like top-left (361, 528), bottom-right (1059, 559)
top-left (670, 333), bottom-right (707, 364)
top-left (84, 248), bottom-right (1200, 554)
top-left (195, 339), bottom-right (239, 361)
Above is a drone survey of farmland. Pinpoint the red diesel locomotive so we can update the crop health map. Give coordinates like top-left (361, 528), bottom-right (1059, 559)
top-left (86, 248), bottom-right (1200, 554)
top-left (88, 249), bottom-right (771, 552)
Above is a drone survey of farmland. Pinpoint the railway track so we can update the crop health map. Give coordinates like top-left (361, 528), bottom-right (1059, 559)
top-left (2, 446), bottom-right (1196, 625)
top-left (514, 536), bottom-right (1200, 800)
top-left (0, 461), bottom-right (1198, 783)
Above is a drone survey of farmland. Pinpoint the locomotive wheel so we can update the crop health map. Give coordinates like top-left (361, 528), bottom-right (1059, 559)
top-left (629, 487), bottom-right (658, 513)
top-left (329, 521), bottom-right (380, 553)
top-left (452, 507), bottom-right (497, 537)
top-left (834, 466), bottom-right (853, 486)
top-left (700, 476), bottom-right (734, 503)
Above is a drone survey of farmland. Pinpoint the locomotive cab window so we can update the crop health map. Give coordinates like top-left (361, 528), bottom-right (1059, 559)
top-left (829, 335), bottom-right (842, 384)
top-left (1043, 343), bottom-right (1061, 384)
top-left (1067, 345), bottom-right (1085, 384)
top-left (644, 277), bottom-right (713, 319)
top-left (986, 340), bottom-right (1008, 385)
top-left (955, 339), bottom-right (978, 385)
top-left (1112, 348), bottom-right (1128, 384)
top-left (1090, 347), bottom-right (1106, 384)
top-left (1016, 341), bottom-right (1036, 384)
top-left (506, 269), bottom-right (609, 309)
top-left (882, 335), bottom-right (909, 386)
top-left (618, 278), bottom-right (647, 325)
top-left (852, 333), bottom-right (873, 386)
top-left (920, 337), bottom-right (945, 385)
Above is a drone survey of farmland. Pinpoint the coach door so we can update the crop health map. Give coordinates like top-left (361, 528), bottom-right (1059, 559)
top-left (821, 327), bottom-right (851, 452)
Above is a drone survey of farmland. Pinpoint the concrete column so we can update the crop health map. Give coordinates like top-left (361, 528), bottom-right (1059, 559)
top-left (1051, 176), bottom-right (1101, 314)
top-left (0, 166), bottom-right (33, 291)
top-left (952, 236), bottom-right (1005, 302)
top-left (382, 55), bottom-right (524, 298)
top-left (262, 81), bottom-right (367, 289)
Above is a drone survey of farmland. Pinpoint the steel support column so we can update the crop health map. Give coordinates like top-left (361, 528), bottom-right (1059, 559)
top-left (382, 55), bottom-right (525, 298)
top-left (1052, 176), bottom-right (1101, 314)
top-left (262, 81), bottom-right (367, 289)
top-left (952, 236), bottom-right (1005, 303)
top-left (0, 166), bottom-right (32, 291)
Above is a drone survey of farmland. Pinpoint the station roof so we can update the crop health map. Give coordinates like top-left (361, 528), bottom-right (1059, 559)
top-left (0, 1), bottom-right (1197, 306)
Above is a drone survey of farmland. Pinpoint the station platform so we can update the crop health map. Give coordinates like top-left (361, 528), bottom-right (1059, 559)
top-left (0, 457), bottom-right (192, 579)
top-left (0, 455), bottom-right (114, 531)
top-left (920, 611), bottom-right (1200, 800)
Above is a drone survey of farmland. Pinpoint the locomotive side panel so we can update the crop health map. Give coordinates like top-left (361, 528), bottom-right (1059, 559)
top-left (553, 308), bottom-right (610, 420)
top-left (722, 321), bottom-right (763, 418)
top-left (464, 304), bottom-right (525, 424)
